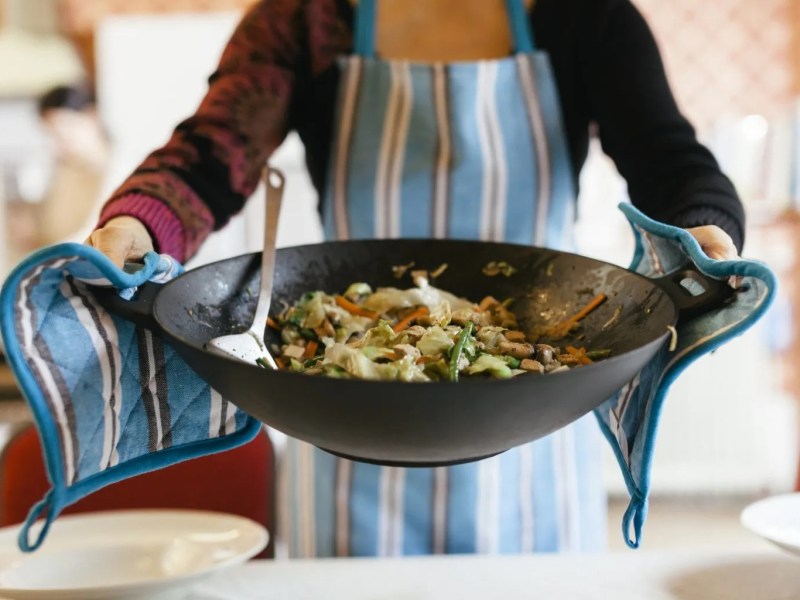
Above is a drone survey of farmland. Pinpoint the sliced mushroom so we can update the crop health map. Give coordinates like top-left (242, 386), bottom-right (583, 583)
top-left (451, 309), bottom-right (490, 327)
top-left (416, 314), bottom-right (433, 327)
top-left (411, 270), bottom-right (429, 288)
top-left (498, 341), bottom-right (534, 359)
top-left (534, 344), bottom-right (556, 365)
top-left (503, 330), bottom-right (527, 343)
top-left (520, 359), bottom-right (545, 374)
top-left (394, 325), bottom-right (427, 346)
top-left (283, 344), bottom-right (306, 360)
top-left (314, 319), bottom-right (336, 338)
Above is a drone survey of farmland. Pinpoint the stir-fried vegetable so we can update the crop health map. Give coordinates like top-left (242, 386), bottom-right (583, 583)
top-left (449, 321), bottom-right (474, 382)
top-left (394, 306), bottom-right (430, 333)
top-left (482, 260), bottom-right (517, 277)
top-left (543, 293), bottom-right (607, 340)
top-left (264, 279), bottom-right (610, 381)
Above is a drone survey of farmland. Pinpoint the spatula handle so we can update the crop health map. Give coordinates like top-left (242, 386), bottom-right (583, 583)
top-left (250, 166), bottom-right (285, 336)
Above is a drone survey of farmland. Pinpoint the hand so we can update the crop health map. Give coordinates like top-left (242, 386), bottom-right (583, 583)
top-left (684, 225), bottom-right (741, 288)
top-left (85, 216), bottom-right (154, 268)
top-left (684, 225), bottom-right (739, 261)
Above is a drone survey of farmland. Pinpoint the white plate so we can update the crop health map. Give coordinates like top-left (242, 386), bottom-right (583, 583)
top-left (0, 509), bottom-right (268, 600)
top-left (741, 492), bottom-right (800, 556)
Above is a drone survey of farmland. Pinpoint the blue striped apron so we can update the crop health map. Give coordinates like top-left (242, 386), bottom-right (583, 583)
top-left (277, 0), bottom-right (607, 557)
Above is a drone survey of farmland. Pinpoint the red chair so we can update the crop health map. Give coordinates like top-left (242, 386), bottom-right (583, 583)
top-left (0, 425), bottom-right (275, 558)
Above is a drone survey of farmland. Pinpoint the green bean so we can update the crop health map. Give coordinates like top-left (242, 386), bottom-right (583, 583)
top-left (303, 356), bottom-right (324, 368)
top-left (500, 355), bottom-right (521, 369)
top-left (449, 321), bottom-right (475, 382)
top-left (299, 328), bottom-right (319, 341)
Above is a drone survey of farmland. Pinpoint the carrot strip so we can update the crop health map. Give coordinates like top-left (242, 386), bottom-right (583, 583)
top-left (335, 295), bottom-right (379, 320)
top-left (304, 340), bottom-right (319, 360)
top-left (478, 296), bottom-right (500, 311)
top-left (558, 354), bottom-right (580, 366)
top-left (267, 317), bottom-right (281, 330)
top-left (545, 293), bottom-right (607, 339)
top-left (416, 355), bottom-right (438, 365)
top-left (565, 345), bottom-right (593, 365)
top-left (570, 293), bottom-right (607, 322)
top-left (275, 357), bottom-right (287, 370)
top-left (393, 306), bottom-right (429, 333)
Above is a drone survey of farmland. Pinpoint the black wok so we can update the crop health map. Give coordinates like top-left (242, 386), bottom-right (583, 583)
top-left (95, 239), bottom-right (731, 467)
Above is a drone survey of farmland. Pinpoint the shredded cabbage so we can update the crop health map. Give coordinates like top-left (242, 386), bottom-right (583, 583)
top-left (417, 326), bottom-right (454, 357)
top-left (350, 320), bottom-right (396, 348)
top-left (428, 301), bottom-right (452, 327)
top-left (464, 354), bottom-right (513, 379)
top-left (323, 344), bottom-right (429, 381)
top-left (363, 285), bottom-right (473, 314)
top-left (300, 292), bottom-right (328, 328)
top-left (344, 282), bottom-right (373, 299)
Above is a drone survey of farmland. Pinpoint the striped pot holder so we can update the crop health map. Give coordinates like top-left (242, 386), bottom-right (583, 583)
top-left (596, 204), bottom-right (777, 547)
top-left (0, 244), bottom-right (260, 551)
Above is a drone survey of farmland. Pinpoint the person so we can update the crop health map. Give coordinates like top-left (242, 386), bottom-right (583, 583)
top-left (85, 0), bottom-right (743, 556)
top-left (4, 83), bottom-right (107, 266)
top-left (37, 83), bottom-right (109, 246)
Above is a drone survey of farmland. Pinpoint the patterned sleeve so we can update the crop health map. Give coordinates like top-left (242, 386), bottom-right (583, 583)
top-left (98, 0), bottom-right (346, 261)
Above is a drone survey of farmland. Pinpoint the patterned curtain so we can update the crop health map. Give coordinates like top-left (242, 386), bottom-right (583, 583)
top-left (635, 0), bottom-right (796, 130)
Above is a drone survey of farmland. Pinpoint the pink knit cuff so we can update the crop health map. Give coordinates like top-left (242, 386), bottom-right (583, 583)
top-left (99, 194), bottom-right (187, 263)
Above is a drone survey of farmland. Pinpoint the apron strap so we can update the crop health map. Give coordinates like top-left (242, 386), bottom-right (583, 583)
top-left (353, 0), bottom-right (537, 59)
top-left (354, 0), bottom-right (378, 58)
top-left (505, 0), bottom-right (537, 53)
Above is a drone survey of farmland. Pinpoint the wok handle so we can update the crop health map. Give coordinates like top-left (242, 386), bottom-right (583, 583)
top-left (92, 282), bottom-right (164, 332)
top-left (650, 265), bottom-right (734, 324)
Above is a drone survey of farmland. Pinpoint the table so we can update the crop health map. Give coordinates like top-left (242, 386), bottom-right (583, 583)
top-left (190, 548), bottom-right (800, 600)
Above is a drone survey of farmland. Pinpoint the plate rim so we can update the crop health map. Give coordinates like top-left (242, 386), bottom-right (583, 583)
top-left (740, 492), bottom-right (800, 550)
top-left (0, 508), bottom-right (269, 596)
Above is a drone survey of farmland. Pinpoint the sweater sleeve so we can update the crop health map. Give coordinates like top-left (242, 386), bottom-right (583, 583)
top-left (98, 0), bottom-right (314, 262)
top-left (581, 0), bottom-right (746, 251)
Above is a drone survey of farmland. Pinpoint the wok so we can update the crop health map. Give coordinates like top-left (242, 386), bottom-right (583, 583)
top-left (95, 239), bottom-right (731, 467)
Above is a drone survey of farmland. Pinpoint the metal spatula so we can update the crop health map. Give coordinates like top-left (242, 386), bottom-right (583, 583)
top-left (205, 166), bottom-right (284, 368)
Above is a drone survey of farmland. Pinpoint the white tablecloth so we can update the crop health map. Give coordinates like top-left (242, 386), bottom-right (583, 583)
top-left (190, 549), bottom-right (800, 600)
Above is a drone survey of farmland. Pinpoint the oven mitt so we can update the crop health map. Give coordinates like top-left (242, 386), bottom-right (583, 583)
top-left (0, 243), bottom-right (261, 552)
top-left (596, 203), bottom-right (777, 548)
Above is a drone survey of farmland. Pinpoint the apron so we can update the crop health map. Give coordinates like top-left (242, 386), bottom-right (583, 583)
top-left (277, 0), bottom-right (607, 557)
